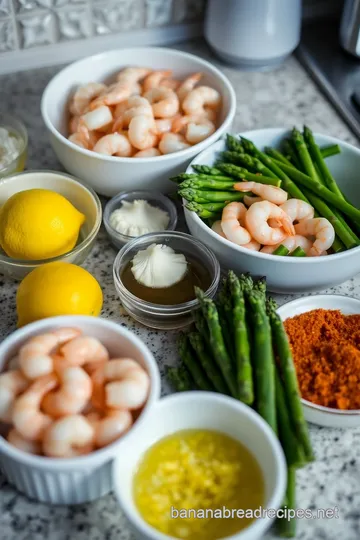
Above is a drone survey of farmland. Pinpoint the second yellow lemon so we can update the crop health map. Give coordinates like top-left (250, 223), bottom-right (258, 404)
top-left (16, 261), bottom-right (103, 327)
top-left (0, 189), bottom-right (85, 260)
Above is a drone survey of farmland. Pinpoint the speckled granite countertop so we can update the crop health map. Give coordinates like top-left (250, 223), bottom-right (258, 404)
top-left (1, 39), bottom-right (360, 540)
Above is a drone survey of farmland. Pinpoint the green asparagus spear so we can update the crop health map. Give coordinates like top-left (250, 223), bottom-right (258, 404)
top-left (216, 282), bottom-right (236, 358)
top-left (247, 290), bottom-right (277, 433)
top-left (253, 277), bottom-right (267, 301)
top-left (191, 164), bottom-right (225, 175)
top-left (304, 126), bottom-right (343, 199)
top-left (239, 272), bottom-right (254, 293)
top-left (226, 133), bottom-right (245, 153)
top-left (193, 308), bottom-right (210, 342)
top-left (321, 144), bottom-right (341, 158)
top-left (222, 151), bottom-right (279, 179)
top-left (291, 247), bottom-right (307, 257)
top-left (275, 369), bottom-right (306, 468)
top-left (166, 365), bottom-right (194, 392)
top-left (185, 202), bottom-right (219, 219)
top-left (177, 334), bottom-right (213, 391)
top-left (241, 136), bottom-right (290, 182)
top-left (273, 245), bottom-right (290, 256)
top-left (274, 160), bottom-right (359, 249)
top-left (179, 188), bottom-right (246, 203)
top-left (195, 288), bottom-right (237, 397)
top-left (217, 163), bottom-right (281, 187)
top-left (170, 173), bottom-right (199, 183)
top-left (283, 139), bottom-right (302, 169)
top-left (266, 298), bottom-right (314, 462)
top-left (291, 127), bottom-right (319, 182)
top-left (228, 271), bottom-right (254, 404)
top-left (178, 179), bottom-right (238, 191)
top-left (277, 468), bottom-right (297, 538)
top-left (188, 332), bottom-right (230, 394)
top-left (265, 147), bottom-right (293, 166)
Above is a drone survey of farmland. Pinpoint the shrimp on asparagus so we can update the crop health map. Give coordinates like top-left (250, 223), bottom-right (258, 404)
top-left (245, 200), bottom-right (295, 246)
top-left (12, 374), bottom-right (57, 441)
top-left (0, 370), bottom-right (29, 423)
top-left (279, 199), bottom-right (315, 223)
top-left (295, 217), bottom-right (335, 256)
top-left (220, 202), bottom-right (252, 246)
top-left (260, 235), bottom-right (312, 254)
top-left (42, 415), bottom-right (95, 458)
top-left (234, 182), bottom-right (288, 205)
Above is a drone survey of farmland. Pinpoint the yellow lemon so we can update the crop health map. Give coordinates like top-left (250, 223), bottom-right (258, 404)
top-left (0, 189), bottom-right (85, 260)
top-left (16, 262), bottom-right (103, 327)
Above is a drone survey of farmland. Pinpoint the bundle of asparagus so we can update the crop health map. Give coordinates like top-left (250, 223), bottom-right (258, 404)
top-left (166, 271), bottom-right (314, 538)
top-left (170, 128), bottom-right (360, 253)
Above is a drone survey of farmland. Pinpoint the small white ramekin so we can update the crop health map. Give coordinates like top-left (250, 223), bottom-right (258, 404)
top-left (113, 392), bottom-right (287, 540)
top-left (0, 316), bottom-right (161, 505)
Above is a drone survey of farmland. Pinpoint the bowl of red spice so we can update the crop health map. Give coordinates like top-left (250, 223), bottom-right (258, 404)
top-left (277, 295), bottom-right (360, 428)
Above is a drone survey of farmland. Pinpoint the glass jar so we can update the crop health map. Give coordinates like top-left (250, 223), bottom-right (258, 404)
top-left (0, 114), bottom-right (28, 178)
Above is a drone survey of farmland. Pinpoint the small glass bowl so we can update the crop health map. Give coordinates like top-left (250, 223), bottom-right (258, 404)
top-left (103, 190), bottom-right (177, 249)
top-left (0, 170), bottom-right (102, 280)
top-left (0, 113), bottom-right (28, 178)
top-left (113, 231), bottom-right (220, 330)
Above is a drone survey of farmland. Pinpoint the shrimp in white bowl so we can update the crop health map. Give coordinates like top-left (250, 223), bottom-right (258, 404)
top-left (221, 202), bottom-right (252, 246)
top-left (235, 182), bottom-right (288, 205)
top-left (295, 217), bottom-right (335, 256)
top-left (260, 235), bottom-right (312, 255)
top-left (245, 201), bottom-right (295, 246)
top-left (158, 133), bottom-right (190, 154)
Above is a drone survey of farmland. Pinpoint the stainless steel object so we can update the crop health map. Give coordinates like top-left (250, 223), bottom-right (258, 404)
top-left (340, 0), bottom-right (360, 56)
top-left (297, 18), bottom-right (360, 140)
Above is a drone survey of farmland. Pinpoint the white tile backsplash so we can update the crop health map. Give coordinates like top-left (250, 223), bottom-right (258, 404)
top-left (0, 0), bottom-right (11, 17)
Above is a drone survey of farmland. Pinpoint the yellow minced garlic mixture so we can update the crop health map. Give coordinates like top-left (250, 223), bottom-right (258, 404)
top-left (133, 429), bottom-right (264, 540)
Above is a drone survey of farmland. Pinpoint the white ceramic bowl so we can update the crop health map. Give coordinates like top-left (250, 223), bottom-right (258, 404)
top-left (0, 316), bottom-right (161, 504)
top-left (184, 128), bottom-right (360, 293)
top-left (113, 392), bottom-right (287, 540)
top-left (0, 170), bottom-right (102, 280)
top-left (278, 294), bottom-right (360, 428)
top-left (41, 47), bottom-right (236, 197)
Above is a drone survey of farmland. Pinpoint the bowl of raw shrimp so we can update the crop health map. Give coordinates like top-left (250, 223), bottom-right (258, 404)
top-left (0, 315), bottom-right (161, 505)
top-left (184, 128), bottom-right (360, 293)
top-left (41, 47), bottom-right (236, 197)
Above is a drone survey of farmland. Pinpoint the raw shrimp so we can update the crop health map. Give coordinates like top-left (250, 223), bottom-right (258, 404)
top-left (260, 235), bottom-right (312, 254)
top-left (112, 96), bottom-right (153, 131)
top-left (79, 105), bottom-right (113, 132)
top-left (172, 115), bottom-right (215, 144)
top-left (59, 336), bottom-right (109, 370)
top-left (133, 148), bottom-right (161, 158)
top-left (128, 115), bottom-right (158, 150)
top-left (12, 374), bottom-right (57, 441)
top-left (295, 218), bottom-right (334, 256)
top-left (158, 133), bottom-right (191, 154)
top-left (244, 195), bottom-right (263, 207)
top-left (182, 86), bottom-right (221, 116)
top-left (7, 428), bottom-right (41, 455)
top-left (104, 359), bottom-right (150, 410)
top-left (93, 133), bottom-right (133, 157)
top-left (142, 70), bottom-right (172, 92)
top-left (87, 409), bottom-right (133, 448)
top-left (69, 83), bottom-right (106, 116)
top-left (42, 367), bottom-right (92, 418)
top-left (221, 202), bottom-right (252, 245)
top-left (234, 182), bottom-right (288, 205)
top-left (143, 88), bottom-right (179, 118)
top-left (18, 328), bottom-right (81, 380)
top-left (211, 220), bottom-right (226, 238)
top-left (0, 370), bottom-right (28, 423)
top-left (42, 415), bottom-right (95, 458)
top-left (177, 72), bottom-right (202, 102)
top-left (279, 199), bottom-right (315, 223)
top-left (245, 201), bottom-right (295, 246)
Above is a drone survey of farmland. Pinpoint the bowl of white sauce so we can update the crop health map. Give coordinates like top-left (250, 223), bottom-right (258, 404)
top-left (103, 190), bottom-right (178, 249)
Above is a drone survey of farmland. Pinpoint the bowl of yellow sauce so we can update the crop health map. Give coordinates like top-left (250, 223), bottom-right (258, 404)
top-left (113, 392), bottom-right (286, 540)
